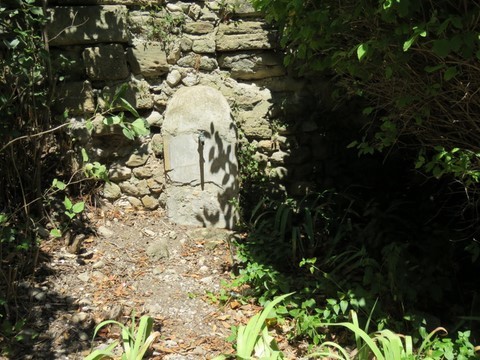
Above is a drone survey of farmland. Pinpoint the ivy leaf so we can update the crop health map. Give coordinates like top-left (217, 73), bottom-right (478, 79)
top-left (72, 202), bottom-right (85, 214)
top-left (130, 118), bottom-right (149, 136)
top-left (385, 66), bottom-right (393, 79)
top-left (432, 39), bottom-right (451, 57)
top-left (425, 64), bottom-right (445, 73)
top-left (50, 229), bottom-right (62, 238)
top-left (63, 197), bottom-right (73, 210)
top-left (52, 179), bottom-right (66, 190)
top-left (444, 66), bottom-right (457, 81)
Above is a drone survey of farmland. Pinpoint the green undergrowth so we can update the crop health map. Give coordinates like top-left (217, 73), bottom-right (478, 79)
top-left (220, 189), bottom-right (480, 358)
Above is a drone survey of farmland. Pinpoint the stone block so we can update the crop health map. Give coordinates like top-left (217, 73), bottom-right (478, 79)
top-left (51, 47), bottom-right (85, 81)
top-left (103, 182), bottom-right (121, 200)
top-left (83, 44), bottom-right (129, 81)
top-left (177, 54), bottom-right (218, 71)
top-left (163, 85), bottom-right (239, 229)
top-left (216, 21), bottom-right (276, 51)
top-left (48, 6), bottom-right (129, 46)
top-left (241, 115), bottom-right (272, 139)
top-left (126, 144), bottom-right (150, 167)
top-left (150, 134), bottom-right (164, 157)
top-left (54, 81), bottom-right (95, 115)
top-left (189, 34), bottom-right (216, 54)
top-left (183, 21), bottom-right (214, 35)
top-left (127, 41), bottom-right (169, 78)
top-left (100, 77), bottom-right (153, 110)
top-left (142, 195), bottom-right (159, 210)
top-left (219, 51), bottom-right (285, 80)
top-left (109, 164), bottom-right (132, 181)
top-left (119, 178), bottom-right (150, 197)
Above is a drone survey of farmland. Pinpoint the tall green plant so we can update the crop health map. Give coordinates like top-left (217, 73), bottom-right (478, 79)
top-left (85, 314), bottom-right (159, 360)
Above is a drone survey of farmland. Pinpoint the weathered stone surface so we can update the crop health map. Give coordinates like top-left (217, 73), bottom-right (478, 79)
top-left (257, 140), bottom-right (274, 153)
top-left (126, 145), bottom-right (149, 167)
top-left (119, 178), bottom-right (150, 197)
top-left (188, 4), bottom-right (202, 20)
top-left (166, 69), bottom-right (182, 87)
top-left (163, 85), bottom-right (239, 229)
top-left (100, 77), bottom-right (153, 110)
top-left (147, 177), bottom-right (164, 194)
top-left (54, 81), bottom-right (95, 115)
top-left (150, 134), bottom-right (164, 157)
top-left (180, 37), bottom-right (193, 52)
top-left (127, 41), bottom-right (169, 78)
top-left (127, 196), bottom-right (143, 207)
top-left (183, 21), bottom-right (214, 35)
top-left (181, 72), bottom-right (200, 86)
top-left (48, 6), bottom-right (129, 46)
top-left (146, 238), bottom-right (169, 260)
top-left (219, 51), bottom-right (285, 80)
top-left (270, 150), bottom-right (289, 165)
top-left (51, 47), bottom-right (85, 81)
top-left (167, 41), bottom-right (182, 64)
top-left (269, 166), bottom-right (289, 180)
top-left (216, 22), bottom-right (275, 51)
top-left (133, 164), bottom-right (154, 178)
top-left (238, 102), bottom-right (273, 139)
top-left (83, 44), bottom-right (129, 81)
top-left (224, 0), bottom-right (261, 17)
top-left (146, 111), bottom-right (164, 128)
top-left (109, 164), bottom-right (132, 181)
top-left (142, 195), bottom-right (159, 210)
top-left (200, 7), bottom-right (218, 21)
top-left (177, 54), bottom-right (218, 71)
top-left (189, 34), bottom-right (216, 54)
top-left (103, 182), bottom-right (122, 200)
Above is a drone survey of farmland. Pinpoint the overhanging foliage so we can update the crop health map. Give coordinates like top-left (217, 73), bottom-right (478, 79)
top-left (251, 0), bottom-right (480, 188)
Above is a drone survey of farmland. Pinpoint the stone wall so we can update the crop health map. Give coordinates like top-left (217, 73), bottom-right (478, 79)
top-left (47, 0), bottom-right (321, 217)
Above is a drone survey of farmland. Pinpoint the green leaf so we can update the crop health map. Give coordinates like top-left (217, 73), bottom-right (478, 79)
top-left (81, 148), bottom-right (89, 162)
top-left (444, 66), bottom-right (457, 81)
top-left (118, 98), bottom-right (140, 118)
top-left (130, 118), bottom-right (149, 136)
top-left (432, 39), bottom-right (451, 58)
top-left (63, 197), bottom-right (73, 210)
top-left (72, 202), bottom-right (85, 214)
top-left (357, 43), bottom-right (368, 61)
top-left (52, 179), bottom-right (66, 190)
top-left (50, 229), bottom-right (62, 238)
top-left (403, 35), bottom-right (417, 52)
top-left (385, 66), bottom-right (393, 79)
top-left (424, 64), bottom-right (445, 73)
top-left (122, 127), bottom-right (135, 140)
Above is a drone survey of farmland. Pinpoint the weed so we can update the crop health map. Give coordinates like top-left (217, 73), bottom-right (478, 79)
top-left (84, 314), bottom-right (159, 360)
top-left (213, 293), bottom-right (292, 360)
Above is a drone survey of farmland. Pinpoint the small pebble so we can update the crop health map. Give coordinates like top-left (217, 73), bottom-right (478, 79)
top-left (77, 272), bottom-right (90, 282)
top-left (92, 260), bottom-right (105, 269)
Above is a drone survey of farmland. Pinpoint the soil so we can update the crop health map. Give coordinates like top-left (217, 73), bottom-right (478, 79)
top-left (2, 204), bottom-right (272, 360)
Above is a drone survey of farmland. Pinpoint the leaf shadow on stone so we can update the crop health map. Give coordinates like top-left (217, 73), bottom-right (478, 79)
top-left (195, 121), bottom-right (239, 229)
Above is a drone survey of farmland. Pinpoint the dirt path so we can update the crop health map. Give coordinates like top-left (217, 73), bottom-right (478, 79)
top-left (10, 205), bottom-right (257, 359)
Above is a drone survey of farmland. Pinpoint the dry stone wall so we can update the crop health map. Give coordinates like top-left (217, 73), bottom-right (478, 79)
top-left (47, 0), bottom-right (321, 220)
